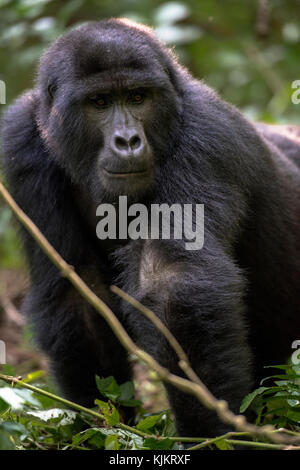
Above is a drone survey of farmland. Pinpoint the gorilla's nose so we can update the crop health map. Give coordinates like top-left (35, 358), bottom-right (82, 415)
top-left (112, 129), bottom-right (144, 158)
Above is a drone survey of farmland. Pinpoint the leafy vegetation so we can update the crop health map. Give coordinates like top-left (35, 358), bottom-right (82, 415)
top-left (1, 359), bottom-right (300, 450)
top-left (240, 362), bottom-right (300, 430)
top-left (0, 365), bottom-right (180, 450)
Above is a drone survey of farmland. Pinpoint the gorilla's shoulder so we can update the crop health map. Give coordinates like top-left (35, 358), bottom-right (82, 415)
top-left (255, 123), bottom-right (300, 167)
top-left (1, 90), bottom-right (43, 173)
top-left (1, 90), bottom-right (39, 153)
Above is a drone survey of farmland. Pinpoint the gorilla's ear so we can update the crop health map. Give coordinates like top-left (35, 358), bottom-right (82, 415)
top-left (47, 82), bottom-right (57, 100)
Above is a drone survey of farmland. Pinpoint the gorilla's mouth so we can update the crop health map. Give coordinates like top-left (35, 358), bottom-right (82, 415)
top-left (103, 168), bottom-right (149, 178)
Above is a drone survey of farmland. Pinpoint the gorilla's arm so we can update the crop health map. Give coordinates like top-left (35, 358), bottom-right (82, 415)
top-left (1, 92), bottom-right (132, 405)
top-left (117, 236), bottom-right (252, 437)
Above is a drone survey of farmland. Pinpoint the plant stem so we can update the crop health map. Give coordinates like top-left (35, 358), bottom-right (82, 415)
top-left (0, 373), bottom-right (148, 439)
top-left (0, 373), bottom-right (206, 444)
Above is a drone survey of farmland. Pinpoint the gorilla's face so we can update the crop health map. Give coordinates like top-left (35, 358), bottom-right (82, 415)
top-left (83, 86), bottom-right (154, 196)
top-left (37, 20), bottom-right (181, 202)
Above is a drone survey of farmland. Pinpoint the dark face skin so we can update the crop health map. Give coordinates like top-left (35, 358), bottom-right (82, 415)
top-left (84, 86), bottom-right (154, 195)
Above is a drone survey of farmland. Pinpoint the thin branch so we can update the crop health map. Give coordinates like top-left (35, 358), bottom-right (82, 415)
top-left (187, 430), bottom-right (298, 450)
top-left (110, 285), bottom-right (202, 385)
top-left (0, 373), bottom-right (216, 445)
top-left (0, 295), bottom-right (24, 327)
top-left (2, 373), bottom-right (300, 450)
top-left (256, 0), bottom-right (270, 38)
top-left (0, 373), bottom-right (153, 440)
top-left (242, 41), bottom-right (284, 95)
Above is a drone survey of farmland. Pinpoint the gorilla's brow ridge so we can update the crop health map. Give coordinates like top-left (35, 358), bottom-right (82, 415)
top-left (76, 72), bottom-right (172, 95)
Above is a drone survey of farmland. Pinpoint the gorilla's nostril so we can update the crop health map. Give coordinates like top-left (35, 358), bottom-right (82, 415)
top-left (129, 135), bottom-right (141, 150)
top-left (114, 133), bottom-right (142, 153)
top-left (115, 136), bottom-right (128, 150)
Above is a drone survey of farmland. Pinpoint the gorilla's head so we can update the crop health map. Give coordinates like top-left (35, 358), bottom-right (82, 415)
top-left (36, 19), bottom-right (184, 202)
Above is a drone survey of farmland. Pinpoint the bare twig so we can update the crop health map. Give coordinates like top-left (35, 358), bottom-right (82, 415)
top-left (242, 41), bottom-right (283, 95)
top-left (110, 285), bottom-right (202, 385)
top-left (0, 295), bottom-right (24, 327)
top-left (0, 373), bottom-right (152, 440)
top-left (256, 0), bottom-right (270, 38)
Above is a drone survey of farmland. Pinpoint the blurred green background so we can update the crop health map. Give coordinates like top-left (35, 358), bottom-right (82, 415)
top-left (0, 0), bottom-right (299, 370)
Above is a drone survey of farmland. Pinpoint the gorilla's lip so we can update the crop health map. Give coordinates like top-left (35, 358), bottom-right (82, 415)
top-left (102, 168), bottom-right (149, 178)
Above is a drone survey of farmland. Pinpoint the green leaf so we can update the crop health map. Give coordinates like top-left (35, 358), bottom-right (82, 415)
top-left (274, 380), bottom-right (288, 386)
top-left (72, 428), bottom-right (100, 446)
top-left (119, 399), bottom-right (141, 407)
top-left (95, 376), bottom-right (121, 402)
top-left (0, 432), bottom-right (15, 450)
top-left (98, 427), bottom-right (144, 450)
top-left (264, 365), bottom-right (294, 371)
top-left (0, 387), bottom-right (25, 410)
top-left (27, 408), bottom-right (77, 425)
top-left (0, 364), bottom-right (15, 376)
top-left (215, 439), bottom-right (234, 450)
top-left (118, 381), bottom-right (141, 407)
top-left (240, 387), bottom-right (268, 413)
top-left (143, 437), bottom-right (173, 450)
top-left (0, 422), bottom-right (28, 450)
top-left (22, 370), bottom-right (45, 383)
top-left (136, 413), bottom-right (163, 431)
top-left (286, 409), bottom-right (300, 424)
top-left (14, 388), bottom-right (41, 408)
top-left (105, 434), bottom-right (120, 450)
top-left (258, 386), bottom-right (287, 395)
top-left (0, 398), bottom-right (9, 414)
top-left (262, 374), bottom-right (298, 383)
top-left (119, 381), bottom-right (134, 402)
top-left (94, 399), bottom-right (120, 426)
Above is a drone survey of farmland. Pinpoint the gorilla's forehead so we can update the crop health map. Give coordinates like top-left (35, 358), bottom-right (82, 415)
top-left (72, 35), bottom-right (164, 80)
top-left (40, 20), bottom-right (172, 91)
top-left (69, 39), bottom-right (170, 91)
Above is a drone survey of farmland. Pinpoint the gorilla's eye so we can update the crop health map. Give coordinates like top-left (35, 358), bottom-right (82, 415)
top-left (128, 89), bottom-right (146, 104)
top-left (90, 94), bottom-right (111, 108)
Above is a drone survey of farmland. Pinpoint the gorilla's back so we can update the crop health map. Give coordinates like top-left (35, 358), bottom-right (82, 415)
top-left (256, 123), bottom-right (300, 169)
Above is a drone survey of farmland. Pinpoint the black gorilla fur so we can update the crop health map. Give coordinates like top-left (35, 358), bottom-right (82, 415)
top-left (1, 19), bottom-right (300, 437)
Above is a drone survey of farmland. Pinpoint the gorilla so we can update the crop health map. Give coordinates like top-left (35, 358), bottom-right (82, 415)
top-left (1, 18), bottom-right (300, 438)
